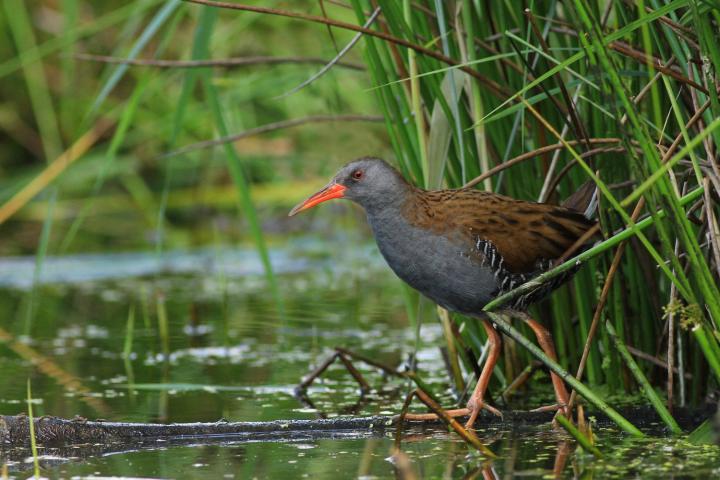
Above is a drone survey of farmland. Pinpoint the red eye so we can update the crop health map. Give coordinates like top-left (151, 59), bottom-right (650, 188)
top-left (352, 170), bottom-right (364, 180)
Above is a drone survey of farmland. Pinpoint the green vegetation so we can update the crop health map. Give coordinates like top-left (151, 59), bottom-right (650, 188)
top-left (27, 380), bottom-right (40, 479)
top-left (555, 413), bottom-right (603, 458)
top-left (1, 0), bottom-right (719, 456)
top-left (341, 0), bottom-right (720, 433)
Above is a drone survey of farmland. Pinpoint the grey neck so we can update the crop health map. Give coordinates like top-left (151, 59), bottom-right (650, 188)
top-left (363, 193), bottom-right (412, 246)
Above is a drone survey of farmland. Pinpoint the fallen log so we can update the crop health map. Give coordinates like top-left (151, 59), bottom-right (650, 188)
top-left (0, 410), bottom-right (560, 448)
top-left (0, 405), bottom-right (711, 448)
top-left (0, 414), bottom-right (396, 447)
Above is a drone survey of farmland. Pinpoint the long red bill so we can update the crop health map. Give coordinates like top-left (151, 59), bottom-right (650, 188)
top-left (288, 183), bottom-right (347, 216)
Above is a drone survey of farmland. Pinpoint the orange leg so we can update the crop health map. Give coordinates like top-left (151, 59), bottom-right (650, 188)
top-left (403, 408), bottom-right (470, 421)
top-left (464, 318), bottom-right (503, 429)
top-left (524, 317), bottom-right (569, 415)
top-left (405, 318), bottom-right (503, 425)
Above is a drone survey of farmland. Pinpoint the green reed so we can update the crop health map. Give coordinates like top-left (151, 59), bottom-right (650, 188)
top-left (26, 380), bottom-right (40, 479)
top-left (345, 0), bottom-right (720, 432)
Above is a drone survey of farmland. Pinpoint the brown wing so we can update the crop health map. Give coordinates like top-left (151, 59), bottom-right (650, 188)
top-left (404, 188), bottom-right (596, 273)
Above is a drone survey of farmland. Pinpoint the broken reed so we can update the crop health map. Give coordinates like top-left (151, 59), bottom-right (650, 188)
top-left (348, 0), bottom-right (720, 430)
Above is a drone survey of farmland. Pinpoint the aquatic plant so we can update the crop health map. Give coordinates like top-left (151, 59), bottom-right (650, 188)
top-left (193, 0), bottom-right (720, 431)
top-left (341, 0), bottom-right (720, 431)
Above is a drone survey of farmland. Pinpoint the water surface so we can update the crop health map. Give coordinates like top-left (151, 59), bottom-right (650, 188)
top-left (0, 242), bottom-right (717, 478)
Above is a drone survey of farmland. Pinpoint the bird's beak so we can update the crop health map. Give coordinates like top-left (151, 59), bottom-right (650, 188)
top-left (288, 183), bottom-right (347, 216)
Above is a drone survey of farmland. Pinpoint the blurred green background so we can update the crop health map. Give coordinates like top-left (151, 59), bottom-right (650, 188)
top-left (0, 0), bottom-right (391, 257)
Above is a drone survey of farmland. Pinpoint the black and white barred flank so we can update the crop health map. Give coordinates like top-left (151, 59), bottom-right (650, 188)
top-left (475, 238), bottom-right (580, 311)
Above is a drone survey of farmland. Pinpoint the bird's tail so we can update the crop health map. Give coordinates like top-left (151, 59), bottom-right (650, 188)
top-left (562, 180), bottom-right (599, 220)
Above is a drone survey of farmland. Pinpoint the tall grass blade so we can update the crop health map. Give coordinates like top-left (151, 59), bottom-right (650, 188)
top-left (555, 414), bottom-right (603, 458)
top-left (26, 380), bottom-right (40, 479)
top-left (606, 322), bottom-right (682, 434)
top-left (196, 7), bottom-right (283, 312)
top-left (87, 0), bottom-right (181, 117)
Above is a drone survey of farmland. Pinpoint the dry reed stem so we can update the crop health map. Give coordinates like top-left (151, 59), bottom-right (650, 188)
top-left (0, 121), bottom-right (112, 227)
top-left (75, 53), bottom-right (365, 70)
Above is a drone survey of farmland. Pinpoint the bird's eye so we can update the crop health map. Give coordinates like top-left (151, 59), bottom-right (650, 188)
top-left (351, 169), bottom-right (364, 180)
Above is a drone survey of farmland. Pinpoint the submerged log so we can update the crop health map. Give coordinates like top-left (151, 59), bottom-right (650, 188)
top-left (0, 405), bottom-right (711, 448)
top-left (0, 415), bottom-right (396, 447)
top-left (0, 411), bottom-right (558, 448)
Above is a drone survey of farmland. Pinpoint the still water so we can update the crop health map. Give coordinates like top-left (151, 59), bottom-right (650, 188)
top-left (0, 240), bottom-right (717, 478)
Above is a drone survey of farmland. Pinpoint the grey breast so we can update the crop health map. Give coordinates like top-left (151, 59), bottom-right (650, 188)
top-left (366, 209), bottom-right (498, 314)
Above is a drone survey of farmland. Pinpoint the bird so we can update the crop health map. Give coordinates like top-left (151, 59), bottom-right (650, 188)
top-left (288, 157), bottom-right (597, 428)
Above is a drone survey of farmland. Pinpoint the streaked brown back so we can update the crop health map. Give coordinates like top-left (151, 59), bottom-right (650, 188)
top-left (402, 188), bottom-right (596, 273)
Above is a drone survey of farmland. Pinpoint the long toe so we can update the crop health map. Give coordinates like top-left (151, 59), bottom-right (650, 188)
top-left (483, 403), bottom-right (504, 418)
top-left (403, 408), bottom-right (470, 422)
top-left (530, 403), bottom-right (567, 414)
top-left (464, 408), bottom-right (479, 429)
top-left (464, 400), bottom-right (503, 429)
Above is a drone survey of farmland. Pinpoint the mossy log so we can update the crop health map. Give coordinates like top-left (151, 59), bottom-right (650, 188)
top-left (0, 405), bottom-right (711, 448)
top-left (0, 411), bottom-right (558, 448)
top-left (0, 415), bottom-right (396, 447)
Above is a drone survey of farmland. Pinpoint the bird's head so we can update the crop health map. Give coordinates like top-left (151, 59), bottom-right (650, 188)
top-left (288, 157), bottom-right (409, 216)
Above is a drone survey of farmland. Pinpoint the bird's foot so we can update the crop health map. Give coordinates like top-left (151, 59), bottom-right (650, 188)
top-left (403, 407), bottom-right (470, 421)
top-left (465, 398), bottom-right (503, 429)
top-left (467, 397), bottom-right (503, 418)
top-left (530, 402), bottom-right (569, 416)
top-left (401, 401), bottom-right (503, 427)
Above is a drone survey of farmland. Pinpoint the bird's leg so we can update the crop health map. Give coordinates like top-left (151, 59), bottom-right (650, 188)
top-left (464, 319), bottom-right (504, 429)
top-left (402, 408), bottom-right (471, 421)
top-left (398, 389), bottom-right (496, 456)
top-left (523, 317), bottom-right (570, 416)
top-left (404, 319), bottom-right (503, 424)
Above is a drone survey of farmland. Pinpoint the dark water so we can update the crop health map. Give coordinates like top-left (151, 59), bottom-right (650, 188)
top-left (0, 242), bottom-right (718, 478)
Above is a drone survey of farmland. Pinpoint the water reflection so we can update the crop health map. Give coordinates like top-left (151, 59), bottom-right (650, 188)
top-left (0, 408), bottom-right (718, 478)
